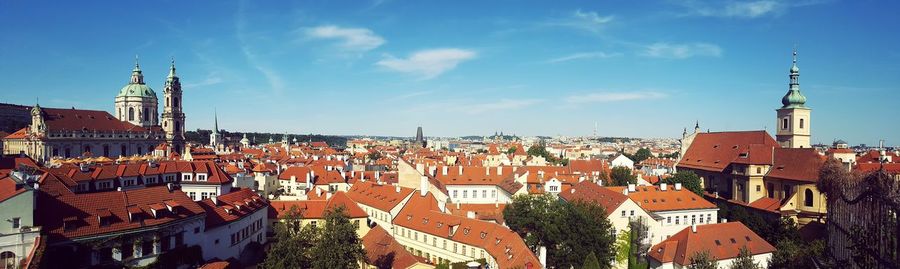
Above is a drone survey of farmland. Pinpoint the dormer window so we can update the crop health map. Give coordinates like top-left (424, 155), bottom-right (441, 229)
top-left (183, 174), bottom-right (193, 181)
top-left (197, 174), bottom-right (207, 181)
top-left (63, 217), bottom-right (79, 231)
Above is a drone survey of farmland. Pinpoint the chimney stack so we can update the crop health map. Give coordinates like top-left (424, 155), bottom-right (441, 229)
top-left (675, 183), bottom-right (682, 191)
top-left (691, 224), bottom-right (697, 233)
top-left (661, 183), bottom-right (668, 191)
top-left (466, 211), bottom-right (476, 219)
top-left (442, 166), bottom-right (449, 176)
top-left (497, 166), bottom-right (502, 176)
top-left (628, 184), bottom-right (636, 193)
top-left (419, 176), bottom-right (428, 197)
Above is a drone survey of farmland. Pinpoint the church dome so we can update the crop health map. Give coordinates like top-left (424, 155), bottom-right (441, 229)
top-left (781, 88), bottom-right (806, 108)
top-left (118, 83), bottom-right (157, 99)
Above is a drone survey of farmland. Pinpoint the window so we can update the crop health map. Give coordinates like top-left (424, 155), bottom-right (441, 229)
top-left (482, 190), bottom-right (487, 198)
top-left (197, 174), bottom-right (207, 181)
top-left (189, 192), bottom-right (196, 200)
top-left (492, 190), bottom-right (496, 198)
top-left (756, 167), bottom-right (762, 174)
top-left (782, 118), bottom-right (789, 129)
top-left (692, 215), bottom-right (696, 224)
top-left (201, 192), bottom-right (209, 200)
top-left (84, 145), bottom-right (91, 154)
top-left (756, 185), bottom-right (761, 192)
top-left (804, 189), bottom-right (814, 207)
top-left (103, 145), bottom-right (110, 157)
top-left (621, 210), bottom-right (626, 217)
top-left (183, 174), bottom-right (193, 181)
top-left (194, 227), bottom-right (200, 234)
top-left (453, 190), bottom-right (458, 198)
top-left (174, 97), bottom-right (179, 108)
top-left (675, 216), bottom-right (680, 225)
top-left (768, 183), bottom-right (775, 198)
top-left (12, 218), bottom-right (20, 229)
top-left (707, 214), bottom-right (712, 223)
top-left (667, 216), bottom-right (671, 224)
top-left (800, 118), bottom-right (805, 129)
top-left (143, 108), bottom-right (149, 121)
top-left (121, 145), bottom-right (127, 156)
top-left (129, 107), bottom-right (135, 121)
top-left (463, 190), bottom-right (468, 198)
top-left (630, 210), bottom-right (635, 216)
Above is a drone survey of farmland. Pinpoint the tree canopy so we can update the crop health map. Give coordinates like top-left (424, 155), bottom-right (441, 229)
top-left (728, 246), bottom-right (759, 269)
top-left (660, 171), bottom-right (704, 195)
top-left (609, 166), bottom-right (637, 186)
top-left (503, 194), bottom-right (616, 269)
top-left (262, 206), bottom-right (319, 269)
top-left (262, 206), bottom-right (365, 269)
top-left (687, 250), bottom-right (718, 269)
top-left (311, 206), bottom-right (366, 269)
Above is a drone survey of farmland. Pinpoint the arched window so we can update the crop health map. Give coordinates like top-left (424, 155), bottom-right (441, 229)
top-left (143, 108), bottom-right (149, 121)
top-left (149, 146), bottom-right (154, 153)
top-left (174, 121), bottom-right (181, 133)
top-left (128, 108), bottom-right (135, 121)
top-left (84, 145), bottom-right (91, 154)
top-left (767, 183), bottom-right (775, 198)
top-left (173, 97), bottom-right (179, 108)
top-left (799, 118), bottom-right (805, 129)
top-left (118, 108), bottom-right (122, 119)
top-left (1, 251), bottom-right (17, 269)
top-left (121, 145), bottom-right (127, 156)
top-left (103, 145), bottom-right (110, 157)
top-left (804, 189), bottom-right (814, 207)
top-left (166, 97), bottom-right (170, 107)
top-left (782, 118), bottom-right (789, 130)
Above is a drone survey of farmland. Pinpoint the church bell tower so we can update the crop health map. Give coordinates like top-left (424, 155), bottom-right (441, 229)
top-left (776, 49), bottom-right (811, 148)
top-left (162, 58), bottom-right (186, 154)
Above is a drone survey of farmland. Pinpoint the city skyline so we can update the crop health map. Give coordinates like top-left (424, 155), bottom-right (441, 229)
top-left (1, 0), bottom-right (898, 145)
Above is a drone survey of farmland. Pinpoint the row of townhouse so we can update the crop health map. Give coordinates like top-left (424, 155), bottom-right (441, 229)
top-left (0, 155), bottom-right (269, 268)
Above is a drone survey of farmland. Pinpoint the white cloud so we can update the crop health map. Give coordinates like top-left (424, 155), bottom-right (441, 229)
top-left (305, 25), bottom-right (385, 51)
top-left (546, 51), bottom-right (622, 63)
top-left (673, 0), bottom-right (830, 18)
top-left (458, 99), bottom-right (543, 114)
top-left (641, 43), bottom-right (722, 59)
top-left (376, 48), bottom-right (477, 79)
top-left (183, 72), bottom-right (224, 88)
top-left (548, 10), bottom-right (615, 33)
top-left (565, 92), bottom-right (667, 104)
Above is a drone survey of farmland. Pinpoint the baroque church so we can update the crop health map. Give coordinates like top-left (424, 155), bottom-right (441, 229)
top-left (1, 57), bottom-right (186, 162)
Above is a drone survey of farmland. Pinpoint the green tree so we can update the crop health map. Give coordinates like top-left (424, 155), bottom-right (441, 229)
top-left (527, 145), bottom-right (549, 157)
top-left (507, 147), bottom-right (518, 154)
top-left (311, 206), bottom-right (366, 269)
top-left (610, 167), bottom-right (637, 186)
top-left (687, 250), bottom-right (718, 269)
top-left (661, 171), bottom-right (704, 195)
top-left (729, 246), bottom-right (759, 269)
top-left (768, 239), bottom-right (824, 269)
top-left (262, 206), bottom-right (319, 269)
top-left (583, 252), bottom-right (601, 269)
top-left (632, 148), bottom-right (653, 163)
top-left (503, 195), bottom-right (616, 269)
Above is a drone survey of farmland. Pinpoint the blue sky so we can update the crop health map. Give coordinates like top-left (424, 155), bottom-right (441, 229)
top-left (1, 0), bottom-right (898, 146)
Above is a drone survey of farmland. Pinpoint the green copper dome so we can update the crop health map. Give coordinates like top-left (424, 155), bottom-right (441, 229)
top-left (781, 50), bottom-right (807, 109)
top-left (117, 57), bottom-right (158, 99)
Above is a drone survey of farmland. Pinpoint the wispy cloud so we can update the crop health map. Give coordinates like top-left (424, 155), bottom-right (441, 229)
top-left (376, 48), bottom-right (477, 79)
top-left (304, 25), bottom-right (385, 52)
top-left (235, 1), bottom-right (285, 93)
top-left (458, 99), bottom-right (543, 114)
top-left (546, 51), bottom-right (622, 63)
top-left (546, 9), bottom-right (615, 33)
top-left (389, 90), bottom-right (434, 101)
top-left (672, 0), bottom-right (831, 19)
top-left (184, 72), bottom-right (224, 88)
top-left (640, 42), bottom-right (722, 59)
top-left (565, 91), bottom-right (667, 104)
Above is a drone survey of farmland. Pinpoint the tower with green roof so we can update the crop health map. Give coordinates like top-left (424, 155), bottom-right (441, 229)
top-left (114, 56), bottom-right (159, 128)
top-left (776, 49), bottom-right (811, 148)
top-left (162, 58), bottom-right (185, 155)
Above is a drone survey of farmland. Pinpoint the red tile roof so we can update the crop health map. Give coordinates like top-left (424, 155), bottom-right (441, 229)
top-left (268, 191), bottom-right (367, 219)
top-left (197, 188), bottom-right (268, 229)
top-left (765, 148), bottom-right (826, 183)
top-left (37, 183), bottom-right (204, 242)
top-left (678, 131), bottom-right (779, 172)
top-left (559, 181), bottom-right (630, 217)
top-left (648, 222), bottom-right (775, 266)
top-left (346, 181), bottom-right (415, 212)
top-left (38, 108), bottom-right (149, 132)
top-left (394, 192), bottom-right (540, 269)
top-left (362, 225), bottom-right (429, 268)
top-left (607, 185), bottom-right (717, 212)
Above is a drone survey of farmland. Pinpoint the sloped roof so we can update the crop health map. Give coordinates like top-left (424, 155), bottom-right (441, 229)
top-left (268, 191), bottom-right (367, 219)
top-left (362, 225), bottom-right (429, 269)
top-left (607, 185), bottom-right (717, 212)
top-left (346, 181), bottom-right (415, 212)
top-left (39, 108), bottom-right (148, 132)
top-left (648, 222), bottom-right (775, 266)
top-left (765, 148), bottom-right (826, 183)
top-left (678, 131), bottom-right (779, 172)
top-left (198, 188), bottom-right (268, 229)
top-left (559, 181), bottom-right (629, 217)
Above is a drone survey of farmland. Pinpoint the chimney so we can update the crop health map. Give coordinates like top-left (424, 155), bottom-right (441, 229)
top-left (326, 192), bottom-right (332, 200)
top-left (395, 185), bottom-right (401, 193)
top-left (456, 202), bottom-right (460, 210)
top-left (660, 183), bottom-right (668, 191)
top-left (486, 167), bottom-right (490, 176)
top-left (538, 246), bottom-right (548, 268)
top-left (596, 179), bottom-right (603, 186)
top-left (458, 166), bottom-right (463, 174)
top-left (375, 171), bottom-right (381, 182)
top-left (497, 166), bottom-right (502, 175)
top-left (430, 166), bottom-right (437, 176)
top-left (419, 176), bottom-right (428, 197)
top-left (720, 218), bottom-right (727, 223)
top-left (674, 183), bottom-right (682, 191)
top-left (691, 224), bottom-right (697, 233)
top-left (442, 166), bottom-right (449, 176)
top-left (166, 183), bottom-right (174, 192)
top-left (415, 163), bottom-right (425, 175)
top-left (628, 184), bottom-right (636, 193)
top-left (494, 201), bottom-right (499, 208)
top-left (570, 189), bottom-right (575, 194)
top-left (466, 211), bottom-right (476, 219)
top-left (117, 187), bottom-right (122, 192)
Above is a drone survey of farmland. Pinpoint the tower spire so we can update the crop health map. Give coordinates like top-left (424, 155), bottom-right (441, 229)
top-left (130, 55), bottom-right (144, 84)
top-left (168, 57), bottom-right (177, 78)
top-left (781, 48), bottom-right (806, 108)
